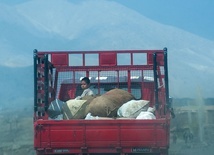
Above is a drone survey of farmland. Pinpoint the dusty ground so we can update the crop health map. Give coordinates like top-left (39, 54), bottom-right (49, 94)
top-left (169, 139), bottom-right (214, 155)
top-left (0, 108), bottom-right (34, 155)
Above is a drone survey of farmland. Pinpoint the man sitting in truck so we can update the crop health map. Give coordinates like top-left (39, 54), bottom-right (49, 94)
top-left (75, 77), bottom-right (94, 100)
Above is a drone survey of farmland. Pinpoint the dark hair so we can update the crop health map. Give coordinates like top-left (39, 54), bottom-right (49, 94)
top-left (81, 77), bottom-right (90, 85)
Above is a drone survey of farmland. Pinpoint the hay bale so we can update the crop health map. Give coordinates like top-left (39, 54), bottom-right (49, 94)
top-left (85, 88), bottom-right (135, 117)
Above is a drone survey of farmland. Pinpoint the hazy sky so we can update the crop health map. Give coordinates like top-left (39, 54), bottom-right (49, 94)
top-left (2, 0), bottom-right (214, 41)
top-left (110, 0), bottom-right (214, 41)
top-left (1, 0), bottom-right (214, 98)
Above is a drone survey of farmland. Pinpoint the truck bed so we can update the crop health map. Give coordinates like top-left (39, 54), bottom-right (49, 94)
top-left (34, 49), bottom-right (171, 155)
top-left (34, 118), bottom-right (169, 154)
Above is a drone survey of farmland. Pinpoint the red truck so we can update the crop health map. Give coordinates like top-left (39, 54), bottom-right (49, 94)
top-left (33, 48), bottom-right (172, 155)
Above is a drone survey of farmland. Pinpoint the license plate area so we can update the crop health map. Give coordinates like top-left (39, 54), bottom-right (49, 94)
top-left (131, 147), bottom-right (151, 153)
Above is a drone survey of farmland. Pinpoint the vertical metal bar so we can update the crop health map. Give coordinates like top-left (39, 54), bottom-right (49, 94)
top-left (54, 70), bottom-right (58, 98)
top-left (33, 49), bottom-right (38, 112)
top-left (44, 54), bottom-right (49, 111)
top-left (98, 71), bottom-right (100, 94)
top-left (141, 70), bottom-right (144, 99)
top-left (128, 70), bottom-right (131, 93)
top-left (117, 70), bottom-right (119, 88)
top-left (131, 52), bottom-right (133, 65)
top-left (153, 53), bottom-right (159, 109)
top-left (164, 47), bottom-right (170, 108)
top-left (83, 53), bottom-right (85, 66)
top-left (86, 70), bottom-right (89, 78)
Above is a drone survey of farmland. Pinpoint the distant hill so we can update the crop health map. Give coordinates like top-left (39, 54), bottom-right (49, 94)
top-left (0, 66), bottom-right (33, 107)
top-left (0, 0), bottom-right (214, 98)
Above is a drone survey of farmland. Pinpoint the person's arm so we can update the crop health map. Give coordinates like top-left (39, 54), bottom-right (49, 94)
top-left (75, 88), bottom-right (93, 100)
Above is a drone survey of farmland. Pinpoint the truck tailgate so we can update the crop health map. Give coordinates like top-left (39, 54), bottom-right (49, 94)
top-left (34, 119), bottom-right (169, 154)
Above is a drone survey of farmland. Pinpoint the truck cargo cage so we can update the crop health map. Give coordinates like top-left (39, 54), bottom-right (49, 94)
top-left (34, 49), bottom-right (169, 119)
top-left (33, 48), bottom-right (171, 155)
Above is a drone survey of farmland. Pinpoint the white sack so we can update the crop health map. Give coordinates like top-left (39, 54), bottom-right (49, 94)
top-left (117, 100), bottom-right (150, 118)
top-left (85, 113), bottom-right (114, 120)
top-left (136, 107), bottom-right (156, 119)
top-left (136, 111), bottom-right (156, 119)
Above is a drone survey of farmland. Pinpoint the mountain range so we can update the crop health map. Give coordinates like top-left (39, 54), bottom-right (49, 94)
top-left (0, 0), bottom-right (214, 104)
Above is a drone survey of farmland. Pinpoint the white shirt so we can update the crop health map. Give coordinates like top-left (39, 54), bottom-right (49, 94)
top-left (75, 88), bottom-right (94, 100)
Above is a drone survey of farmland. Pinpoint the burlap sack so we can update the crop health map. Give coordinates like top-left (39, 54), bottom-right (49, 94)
top-left (82, 95), bottom-right (98, 105)
top-left (62, 96), bottom-right (98, 119)
top-left (62, 99), bottom-right (88, 119)
top-left (85, 88), bottom-right (135, 117)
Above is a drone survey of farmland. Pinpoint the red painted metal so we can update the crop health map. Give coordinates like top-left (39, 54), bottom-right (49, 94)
top-left (34, 49), bottom-right (170, 155)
